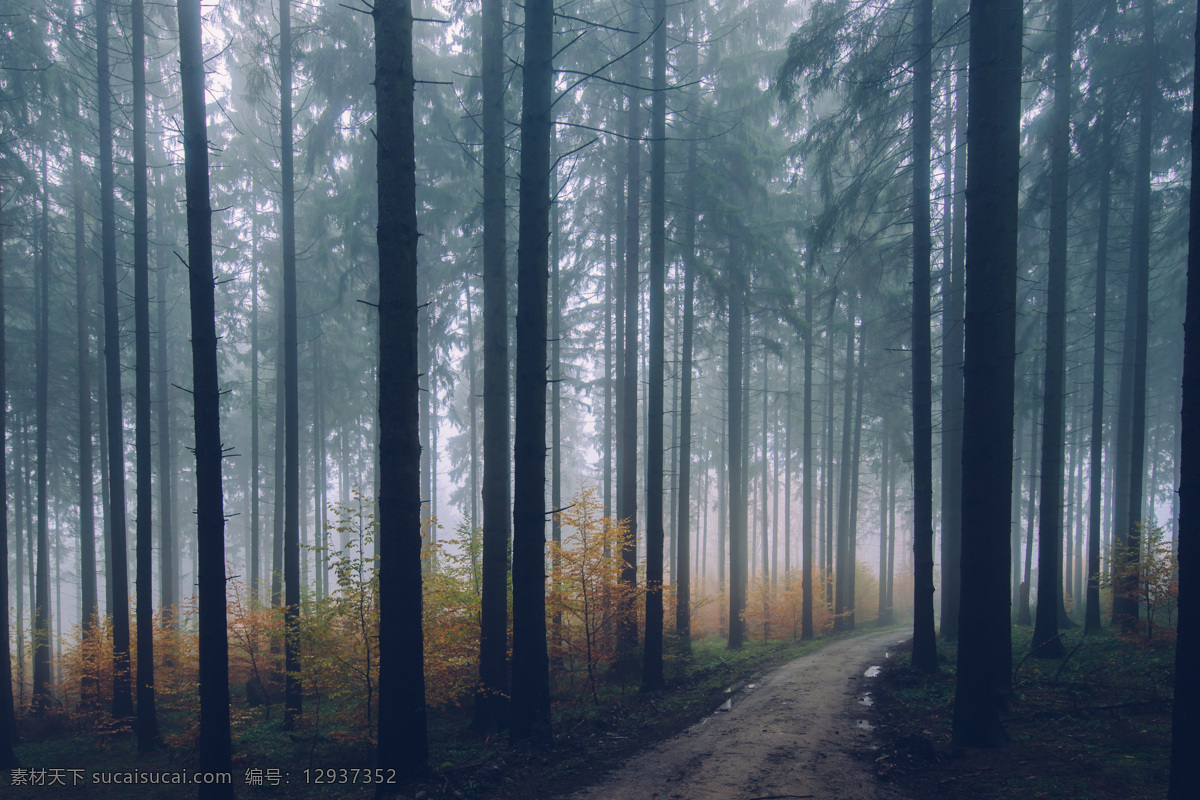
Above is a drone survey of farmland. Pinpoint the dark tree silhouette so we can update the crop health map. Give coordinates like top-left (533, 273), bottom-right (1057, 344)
top-left (1169, 7), bottom-right (1200, 794)
top-left (510, 0), bottom-right (554, 744)
top-left (910, 0), bottom-right (937, 673)
top-left (952, 0), bottom-right (1022, 748)
top-left (1031, 0), bottom-right (1073, 660)
top-left (32, 151), bottom-right (51, 713)
top-left (177, 0), bottom-right (234, 794)
top-left (616, 9), bottom-right (642, 670)
top-left (1085, 94), bottom-right (1113, 636)
top-left (802, 242), bottom-right (815, 640)
top-left (156, 178), bottom-right (176, 625)
top-left (373, 0), bottom-right (429, 780)
top-left (133, 0), bottom-right (159, 749)
top-left (0, 179), bottom-right (16, 770)
top-left (280, 0), bottom-right (303, 730)
top-left (73, 140), bottom-right (99, 701)
top-left (472, 0), bottom-right (510, 735)
top-left (727, 255), bottom-right (746, 650)
top-left (940, 60), bottom-right (966, 643)
top-left (642, 0), bottom-right (667, 691)
top-left (97, 0), bottom-right (133, 721)
top-left (675, 131), bottom-right (698, 641)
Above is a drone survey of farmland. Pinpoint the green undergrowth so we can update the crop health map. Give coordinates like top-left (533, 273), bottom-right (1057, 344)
top-left (874, 625), bottom-right (1173, 800)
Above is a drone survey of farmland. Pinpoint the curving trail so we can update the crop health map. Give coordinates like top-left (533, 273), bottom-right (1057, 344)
top-left (561, 629), bottom-right (912, 800)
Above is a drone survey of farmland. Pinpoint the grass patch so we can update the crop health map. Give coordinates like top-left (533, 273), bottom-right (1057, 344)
top-left (871, 625), bottom-right (1173, 800)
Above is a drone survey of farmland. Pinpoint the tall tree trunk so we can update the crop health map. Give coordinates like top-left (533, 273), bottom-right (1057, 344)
top-left (878, 430), bottom-right (890, 624)
top-left (910, 0), bottom-right (937, 673)
top-left (314, 336), bottom-right (327, 600)
top-left (1085, 107), bottom-right (1112, 635)
top-left (952, 0), bottom-right (1022, 748)
top-left (1169, 6), bottom-right (1200, 792)
top-left (617, 9), bottom-right (643, 667)
top-left (0, 175), bottom-right (12, 767)
top-left (1030, 0), bottom-right (1072, 660)
top-left (73, 141), bottom-right (99, 704)
top-left (156, 178), bottom-right (176, 626)
top-left (466, 279), bottom-right (478, 526)
top-left (13, 410), bottom-right (24, 713)
top-left (1019, 402), bottom-right (1038, 626)
top-left (250, 186), bottom-right (260, 604)
top-left (784, 349), bottom-right (793, 585)
top-left (373, 0), bottom-right (429, 777)
top-left (642, 0), bottom-right (667, 691)
top-left (848, 332), bottom-right (865, 631)
top-left (133, 0), bottom-right (159, 747)
top-left (98, 347), bottom-right (111, 616)
top-left (551, 164), bottom-right (563, 671)
top-left (1115, 0), bottom-right (1155, 633)
top-left (511, 0), bottom-right (554, 743)
top-left (940, 57), bottom-right (966, 642)
top-left (835, 295), bottom-right (856, 633)
top-left (762, 357), bottom-right (771, 585)
top-left (675, 134), bottom-right (697, 640)
top-left (472, 0), bottom-right (510, 735)
top-left (272, 295), bottom-right (285, 611)
top-left (727, 253), bottom-right (746, 650)
top-left (802, 244), bottom-right (814, 640)
top-left (98, 0), bottom-right (133, 720)
top-left (177, 0), bottom-right (234, 793)
top-left (280, 0), bottom-right (303, 729)
top-left (824, 320), bottom-right (835, 612)
top-left (604, 226), bottom-right (614, 516)
top-left (33, 150), bottom-right (52, 713)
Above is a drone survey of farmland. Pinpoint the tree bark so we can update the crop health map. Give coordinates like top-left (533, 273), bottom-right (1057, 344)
top-left (910, 0), bottom-right (938, 673)
top-left (73, 141), bottom-right (99, 703)
top-left (1115, 0), bottom-right (1155, 634)
top-left (1030, 0), bottom-right (1073, 660)
top-left (98, 0), bottom-right (133, 721)
top-left (940, 57), bottom-right (966, 642)
top-left (802, 244), bottom-right (814, 640)
top-left (280, 0), bottom-right (303, 729)
top-left (472, 0), bottom-right (510, 736)
top-left (0, 175), bottom-right (13, 768)
top-left (1169, 6), bottom-right (1200, 793)
top-left (33, 150), bottom-right (52, 713)
top-left (157, 176), bottom-right (176, 625)
top-left (510, 0), bottom-right (554, 744)
top-left (373, 0), bottom-right (429, 778)
top-left (616, 9), bottom-right (643, 667)
top-left (727, 255), bottom-right (746, 650)
top-left (848, 331), bottom-right (865, 631)
top-left (1085, 102), bottom-right (1112, 636)
top-left (177, 0), bottom-right (234, 793)
top-left (675, 133), bottom-right (698, 640)
top-left (642, 0), bottom-right (667, 690)
top-left (835, 295), bottom-right (856, 633)
top-left (133, 0), bottom-right (160, 746)
top-left (952, 0), bottom-right (1022, 748)
top-left (250, 183), bottom-right (260, 604)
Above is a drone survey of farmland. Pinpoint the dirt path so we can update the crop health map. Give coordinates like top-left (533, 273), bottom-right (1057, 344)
top-left (561, 629), bottom-right (912, 800)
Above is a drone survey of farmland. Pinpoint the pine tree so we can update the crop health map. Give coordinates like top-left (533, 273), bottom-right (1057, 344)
top-left (177, 0), bottom-right (234, 794)
top-left (373, 0), bottom-right (429, 779)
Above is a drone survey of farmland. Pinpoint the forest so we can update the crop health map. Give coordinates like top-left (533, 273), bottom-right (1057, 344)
top-left (2, 0), bottom-right (1200, 797)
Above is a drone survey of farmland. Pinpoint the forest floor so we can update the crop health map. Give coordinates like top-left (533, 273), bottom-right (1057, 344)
top-left (2, 627), bottom-right (905, 800)
top-left (9, 623), bottom-right (1169, 799)
top-left (555, 627), bottom-right (911, 800)
top-left (868, 627), bottom-right (1174, 800)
